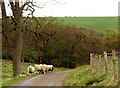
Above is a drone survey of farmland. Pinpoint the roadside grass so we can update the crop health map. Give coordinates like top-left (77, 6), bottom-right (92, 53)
top-left (2, 59), bottom-right (71, 87)
top-left (52, 67), bottom-right (71, 72)
top-left (101, 57), bottom-right (118, 78)
top-left (2, 74), bottom-right (29, 87)
top-left (2, 59), bottom-right (35, 87)
top-left (56, 17), bottom-right (118, 32)
top-left (63, 65), bottom-right (118, 87)
top-left (2, 59), bottom-right (35, 82)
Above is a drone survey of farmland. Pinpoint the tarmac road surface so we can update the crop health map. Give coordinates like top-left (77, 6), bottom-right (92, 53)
top-left (15, 71), bottom-right (71, 86)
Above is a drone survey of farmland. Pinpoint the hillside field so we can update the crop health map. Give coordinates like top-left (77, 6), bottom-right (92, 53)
top-left (56, 17), bottom-right (118, 32)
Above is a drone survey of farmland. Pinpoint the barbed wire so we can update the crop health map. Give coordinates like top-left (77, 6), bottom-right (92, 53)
top-left (93, 52), bottom-right (120, 59)
top-left (98, 52), bottom-right (120, 56)
top-left (107, 52), bottom-right (120, 55)
top-left (101, 54), bottom-right (104, 57)
top-left (94, 56), bottom-right (99, 58)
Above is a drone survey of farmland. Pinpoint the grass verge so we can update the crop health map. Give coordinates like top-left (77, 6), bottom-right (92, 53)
top-left (63, 65), bottom-right (118, 87)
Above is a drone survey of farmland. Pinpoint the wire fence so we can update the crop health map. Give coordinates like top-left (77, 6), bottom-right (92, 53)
top-left (90, 50), bottom-right (119, 79)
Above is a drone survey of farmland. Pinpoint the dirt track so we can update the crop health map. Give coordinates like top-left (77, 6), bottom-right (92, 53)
top-left (15, 71), bottom-right (71, 86)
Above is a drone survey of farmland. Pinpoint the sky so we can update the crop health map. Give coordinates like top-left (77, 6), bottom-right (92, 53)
top-left (33, 0), bottom-right (120, 17)
top-left (1, 0), bottom-right (120, 17)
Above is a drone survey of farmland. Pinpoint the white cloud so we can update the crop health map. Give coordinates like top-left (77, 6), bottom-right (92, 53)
top-left (3, 0), bottom-right (120, 17)
top-left (39, 0), bottom-right (119, 17)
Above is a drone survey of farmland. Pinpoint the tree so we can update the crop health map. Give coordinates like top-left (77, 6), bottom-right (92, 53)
top-left (2, 0), bottom-right (57, 77)
top-left (2, 0), bottom-right (27, 77)
top-left (104, 29), bottom-right (118, 52)
top-left (2, 0), bottom-right (39, 77)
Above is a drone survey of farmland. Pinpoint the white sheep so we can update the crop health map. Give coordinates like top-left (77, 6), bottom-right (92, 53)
top-left (34, 64), bottom-right (48, 74)
top-left (28, 65), bottom-right (35, 74)
top-left (40, 64), bottom-right (48, 74)
top-left (47, 65), bottom-right (53, 71)
top-left (34, 64), bottom-right (40, 71)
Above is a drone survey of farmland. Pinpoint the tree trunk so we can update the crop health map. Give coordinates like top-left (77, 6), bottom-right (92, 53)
top-left (1, 0), bottom-right (6, 18)
top-left (2, 0), bottom-right (7, 31)
top-left (40, 56), bottom-right (42, 64)
top-left (13, 30), bottom-right (23, 77)
top-left (22, 57), bottom-right (24, 62)
top-left (13, 54), bottom-right (20, 77)
top-left (12, 1), bottom-right (23, 77)
top-left (67, 53), bottom-right (69, 68)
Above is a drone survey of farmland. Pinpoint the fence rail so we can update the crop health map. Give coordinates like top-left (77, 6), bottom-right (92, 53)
top-left (90, 50), bottom-right (119, 79)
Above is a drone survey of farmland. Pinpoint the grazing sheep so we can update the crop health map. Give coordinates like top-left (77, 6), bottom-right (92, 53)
top-left (34, 64), bottom-right (40, 71)
top-left (28, 65), bottom-right (35, 74)
top-left (47, 65), bottom-right (53, 71)
top-left (39, 64), bottom-right (48, 74)
top-left (34, 64), bottom-right (41, 74)
top-left (34, 64), bottom-right (48, 74)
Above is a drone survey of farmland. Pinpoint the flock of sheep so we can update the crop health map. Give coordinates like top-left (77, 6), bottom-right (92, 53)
top-left (28, 64), bottom-right (53, 74)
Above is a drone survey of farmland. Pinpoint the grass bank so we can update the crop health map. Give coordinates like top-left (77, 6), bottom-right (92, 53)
top-left (2, 59), bottom-right (71, 87)
top-left (63, 65), bottom-right (118, 87)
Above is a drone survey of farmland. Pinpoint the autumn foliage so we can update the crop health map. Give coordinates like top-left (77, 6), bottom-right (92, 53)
top-left (2, 18), bottom-right (119, 68)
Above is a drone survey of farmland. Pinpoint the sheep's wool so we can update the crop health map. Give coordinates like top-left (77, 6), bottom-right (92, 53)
top-left (28, 65), bottom-right (35, 73)
top-left (47, 65), bottom-right (53, 71)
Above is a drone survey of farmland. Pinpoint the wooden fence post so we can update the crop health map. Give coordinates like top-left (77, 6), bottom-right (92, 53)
top-left (112, 50), bottom-right (117, 79)
top-left (94, 54), bottom-right (97, 73)
top-left (104, 51), bottom-right (109, 75)
top-left (90, 53), bottom-right (93, 68)
top-left (99, 55), bottom-right (102, 75)
top-left (92, 53), bottom-right (95, 71)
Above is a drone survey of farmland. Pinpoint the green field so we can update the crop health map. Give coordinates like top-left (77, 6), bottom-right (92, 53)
top-left (56, 17), bottom-right (118, 32)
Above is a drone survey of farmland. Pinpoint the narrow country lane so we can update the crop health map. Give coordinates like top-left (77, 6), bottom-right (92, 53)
top-left (15, 71), bottom-right (71, 86)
